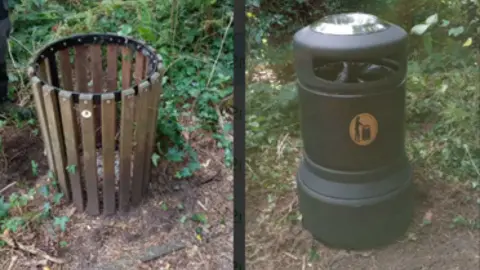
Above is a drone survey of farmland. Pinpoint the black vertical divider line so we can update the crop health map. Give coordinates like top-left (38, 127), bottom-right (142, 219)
top-left (233, 1), bottom-right (245, 270)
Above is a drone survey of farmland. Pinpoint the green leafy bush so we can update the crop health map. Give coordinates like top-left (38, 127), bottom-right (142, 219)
top-left (7, 0), bottom-right (233, 177)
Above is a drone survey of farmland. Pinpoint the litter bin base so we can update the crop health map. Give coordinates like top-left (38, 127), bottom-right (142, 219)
top-left (296, 160), bottom-right (414, 250)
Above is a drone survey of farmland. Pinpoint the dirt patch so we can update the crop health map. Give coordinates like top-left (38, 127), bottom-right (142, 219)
top-left (246, 176), bottom-right (480, 270)
top-left (0, 126), bottom-right (49, 188)
top-left (0, 117), bottom-right (233, 269)
top-left (64, 169), bottom-right (232, 270)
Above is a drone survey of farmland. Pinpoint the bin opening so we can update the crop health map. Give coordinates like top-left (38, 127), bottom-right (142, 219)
top-left (312, 59), bottom-right (398, 83)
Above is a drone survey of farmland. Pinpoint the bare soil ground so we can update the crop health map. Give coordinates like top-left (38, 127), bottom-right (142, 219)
top-left (0, 121), bottom-right (233, 270)
top-left (246, 176), bottom-right (480, 270)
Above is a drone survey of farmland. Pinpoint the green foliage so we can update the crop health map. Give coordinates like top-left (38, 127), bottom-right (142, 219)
top-left (7, 0), bottom-right (233, 177)
top-left (53, 216), bottom-right (69, 232)
top-left (191, 213), bottom-right (208, 224)
top-left (0, 179), bottom-right (69, 246)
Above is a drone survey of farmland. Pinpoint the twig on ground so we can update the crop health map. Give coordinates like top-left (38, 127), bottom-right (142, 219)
top-left (0, 234), bottom-right (66, 264)
top-left (24, 259), bottom-right (48, 267)
top-left (0, 181), bottom-right (16, 194)
top-left (215, 105), bottom-right (225, 132)
top-left (197, 200), bottom-right (208, 211)
top-left (139, 241), bottom-right (186, 262)
top-left (7, 255), bottom-right (18, 270)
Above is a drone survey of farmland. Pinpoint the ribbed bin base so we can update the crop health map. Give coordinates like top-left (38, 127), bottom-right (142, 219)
top-left (296, 160), bottom-right (414, 250)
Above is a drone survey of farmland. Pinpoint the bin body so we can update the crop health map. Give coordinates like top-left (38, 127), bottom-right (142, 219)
top-left (293, 13), bottom-right (414, 249)
top-left (28, 33), bottom-right (164, 216)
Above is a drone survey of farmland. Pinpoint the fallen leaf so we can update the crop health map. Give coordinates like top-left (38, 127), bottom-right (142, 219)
top-left (463, 37), bottom-right (473, 47)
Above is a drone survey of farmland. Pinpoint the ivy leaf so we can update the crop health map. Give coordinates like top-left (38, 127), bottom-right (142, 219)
top-left (191, 213), bottom-right (208, 224)
top-left (42, 202), bottom-right (51, 215)
top-left (462, 37), bottom-right (473, 47)
top-left (0, 197), bottom-right (11, 218)
top-left (53, 193), bottom-right (64, 205)
top-left (166, 147), bottom-right (184, 162)
top-left (39, 185), bottom-right (49, 198)
top-left (151, 152), bottom-right (160, 167)
top-left (53, 216), bottom-right (70, 232)
top-left (187, 161), bottom-right (201, 172)
top-left (31, 160), bottom-right (39, 176)
top-left (4, 217), bottom-right (25, 232)
top-left (410, 24), bottom-right (430, 35)
top-left (66, 164), bottom-right (77, 174)
top-left (425, 13), bottom-right (438, 25)
top-left (448, 26), bottom-right (464, 37)
top-left (117, 24), bottom-right (133, 36)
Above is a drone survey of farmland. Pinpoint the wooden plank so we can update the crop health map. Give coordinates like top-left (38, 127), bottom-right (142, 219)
top-left (133, 52), bottom-right (145, 84)
top-left (101, 93), bottom-right (117, 215)
top-left (79, 94), bottom-right (100, 216)
top-left (43, 57), bottom-right (53, 85)
top-left (38, 60), bottom-right (48, 83)
top-left (90, 45), bottom-right (104, 144)
top-left (142, 72), bottom-right (162, 195)
top-left (58, 49), bottom-right (74, 91)
top-left (106, 45), bottom-right (118, 91)
top-left (90, 45), bottom-right (104, 93)
top-left (121, 48), bottom-right (132, 89)
top-left (28, 73), bottom-right (55, 176)
top-left (130, 81), bottom-right (150, 206)
top-left (118, 89), bottom-right (135, 212)
top-left (42, 85), bottom-right (70, 201)
top-left (58, 91), bottom-right (84, 211)
top-left (74, 46), bottom-right (89, 92)
top-left (46, 54), bottom-right (60, 88)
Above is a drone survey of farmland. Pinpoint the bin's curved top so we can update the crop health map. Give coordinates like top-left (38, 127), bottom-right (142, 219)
top-left (294, 13), bottom-right (408, 59)
top-left (27, 33), bottom-right (164, 104)
top-left (310, 13), bottom-right (389, 35)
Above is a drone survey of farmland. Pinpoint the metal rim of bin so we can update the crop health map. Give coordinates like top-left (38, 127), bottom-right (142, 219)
top-left (310, 13), bottom-right (390, 35)
top-left (27, 33), bottom-right (165, 216)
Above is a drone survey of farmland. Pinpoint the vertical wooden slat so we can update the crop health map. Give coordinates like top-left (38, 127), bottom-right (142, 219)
top-left (106, 45), bottom-right (118, 91)
top-left (121, 48), bottom-right (132, 89)
top-left (74, 46), bottom-right (89, 92)
top-left (38, 60), bottom-right (48, 83)
top-left (118, 89), bottom-right (136, 212)
top-left (131, 82), bottom-right (150, 206)
top-left (142, 72), bottom-right (162, 194)
top-left (46, 54), bottom-right (60, 88)
top-left (42, 85), bottom-right (70, 201)
top-left (43, 57), bottom-right (53, 85)
top-left (90, 45), bottom-right (104, 144)
top-left (133, 52), bottom-right (145, 84)
top-left (58, 91), bottom-right (84, 211)
top-left (28, 74), bottom-right (55, 176)
top-left (79, 94), bottom-right (100, 216)
top-left (90, 45), bottom-right (104, 93)
top-left (101, 93), bottom-right (116, 215)
top-left (58, 50), bottom-right (74, 91)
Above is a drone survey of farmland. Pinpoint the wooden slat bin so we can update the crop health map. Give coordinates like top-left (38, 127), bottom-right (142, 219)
top-left (27, 33), bottom-right (165, 216)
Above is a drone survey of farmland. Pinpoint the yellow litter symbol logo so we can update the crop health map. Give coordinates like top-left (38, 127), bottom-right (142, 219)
top-left (349, 113), bottom-right (378, 146)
